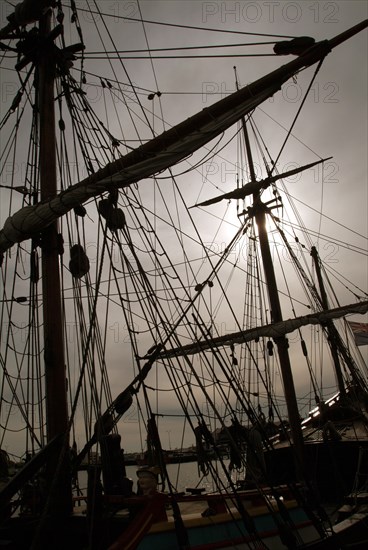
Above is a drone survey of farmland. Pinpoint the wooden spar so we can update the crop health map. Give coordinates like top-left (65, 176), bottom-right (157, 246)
top-left (38, 9), bottom-right (71, 514)
top-left (192, 157), bottom-right (333, 207)
top-left (0, 20), bottom-right (367, 254)
top-left (158, 301), bottom-right (368, 359)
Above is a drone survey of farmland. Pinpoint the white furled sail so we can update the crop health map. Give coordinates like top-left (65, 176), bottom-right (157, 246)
top-left (160, 301), bottom-right (368, 358)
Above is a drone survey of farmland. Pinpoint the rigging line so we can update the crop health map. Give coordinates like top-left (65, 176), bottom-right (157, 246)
top-left (72, 8), bottom-right (296, 39)
top-left (29, 279), bottom-right (44, 449)
top-left (280, 219), bottom-right (368, 253)
top-left (279, 180), bottom-right (318, 258)
top-left (116, 198), bottom-right (246, 406)
top-left (115, 235), bottom-right (174, 343)
top-left (0, 66), bottom-right (30, 75)
top-left (76, 79), bottom-right (133, 149)
top-left (211, 258), bottom-right (238, 319)
top-left (257, 105), bottom-right (323, 159)
top-left (317, 157), bottom-right (325, 249)
top-left (86, 41), bottom-right (280, 54)
top-left (321, 261), bottom-right (347, 310)
top-left (105, 85), bottom-right (160, 143)
top-left (282, 191), bottom-right (368, 241)
top-left (65, 84), bottom-right (119, 170)
top-left (271, 59), bottom-right (325, 173)
top-left (101, 81), bottom-right (110, 135)
top-left (76, 67), bottom-right (267, 97)
top-left (0, 62), bottom-right (36, 128)
top-left (190, 311), bottom-right (293, 463)
top-left (272, 215), bottom-right (322, 308)
top-left (60, 79), bottom-right (105, 168)
top-left (247, 114), bottom-right (275, 178)
top-left (0, 82), bottom-right (31, 161)
top-left (174, 198), bottom-right (249, 328)
top-left (123, 186), bottom-right (217, 341)
top-left (3, 1), bottom-right (15, 9)
top-left (83, 54), bottom-right (276, 60)
top-left (110, 238), bottom-right (157, 354)
top-left (271, 226), bottom-right (321, 398)
top-left (121, 186), bottom-right (198, 298)
top-left (0, 357), bottom-right (43, 447)
top-left (124, 191), bottom-right (313, 309)
top-left (64, 75), bottom-right (113, 151)
top-left (66, 233), bottom-right (110, 441)
top-left (75, 284), bottom-right (109, 434)
top-left (76, 68), bottom-right (155, 93)
top-left (1, 198), bottom-right (29, 390)
top-left (274, 221), bottom-right (323, 300)
top-left (72, 285), bottom-right (102, 440)
top-left (0, 130), bottom-right (42, 432)
top-left (157, 176), bottom-right (193, 318)
top-left (160, 361), bottom-right (235, 388)
top-left (322, 262), bottom-right (368, 300)
top-left (70, 0), bottom-right (85, 56)
top-left (89, 0), bottom-right (155, 138)
top-left (210, 202), bottom-right (232, 261)
top-left (122, 214), bottom-right (200, 339)
top-left (136, 0), bottom-right (165, 137)
top-left (87, 276), bottom-right (115, 419)
top-left (157, 198), bottom-right (310, 440)
top-left (170, 179), bottom-right (270, 330)
top-left (163, 352), bottom-right (267, 535)
top-left (77, 234), bottom-right (115, 410)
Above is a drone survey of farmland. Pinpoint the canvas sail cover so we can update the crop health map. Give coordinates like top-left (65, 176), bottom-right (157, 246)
top-left (160, 301), bottom-right (368, 358)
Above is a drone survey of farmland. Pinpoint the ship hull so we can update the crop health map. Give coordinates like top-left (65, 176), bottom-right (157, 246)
top-left (265, 439), bottom-right (368, 501)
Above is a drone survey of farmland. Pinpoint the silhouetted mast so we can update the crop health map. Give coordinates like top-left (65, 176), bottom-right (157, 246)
top-left (38, 7), bottom-right (71, 514)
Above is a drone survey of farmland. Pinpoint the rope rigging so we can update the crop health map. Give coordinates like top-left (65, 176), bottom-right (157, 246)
top-left (0, 6), bottom-right (367, 546)
top-left (72, 6), bottom-right (297, 39)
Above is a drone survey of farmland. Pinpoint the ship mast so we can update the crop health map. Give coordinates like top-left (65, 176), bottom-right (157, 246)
top-left (234, 69), bottom-right (305, 474)
top-left (38, 8), bottom-right (71, 513)
top-left (1, 4), bottom-right (366, 486)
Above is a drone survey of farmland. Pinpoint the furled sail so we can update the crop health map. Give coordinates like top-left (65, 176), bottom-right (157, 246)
top-left (0, 20), bottom-right (367, 254)
top-left (159, 300), bottom-right (368, 359)
top-left (192, 157), bottom-right (332, 207)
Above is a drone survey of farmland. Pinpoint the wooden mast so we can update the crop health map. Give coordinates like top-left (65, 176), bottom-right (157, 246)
top-left (38, 7), bottom-right (71, 513)
top-left (234, 69), bottom-right (305, 475)
top-left (254, 203), bottom-right (305, 473)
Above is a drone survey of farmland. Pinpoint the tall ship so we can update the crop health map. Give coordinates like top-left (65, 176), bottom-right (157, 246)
top-left (0, 1), bottom-right (367, 548)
